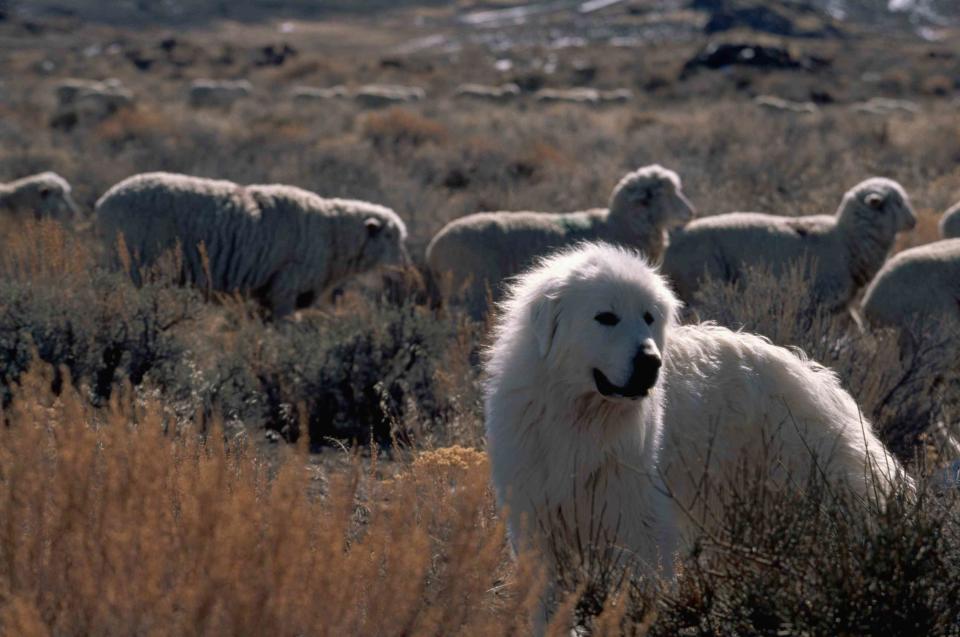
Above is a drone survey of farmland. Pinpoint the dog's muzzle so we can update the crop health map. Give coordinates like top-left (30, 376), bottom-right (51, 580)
top-left (593, 346), bottom-right (662, 399)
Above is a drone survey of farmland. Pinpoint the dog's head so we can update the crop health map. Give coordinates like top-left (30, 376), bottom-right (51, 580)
top-left (506, 242), bottom-right (680, 403)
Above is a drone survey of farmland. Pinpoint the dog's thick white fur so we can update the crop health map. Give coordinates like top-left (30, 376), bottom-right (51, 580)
top-left (484, 242), bottom-right (909, 580)
top-left (484, 243), bottom-right (680, 579)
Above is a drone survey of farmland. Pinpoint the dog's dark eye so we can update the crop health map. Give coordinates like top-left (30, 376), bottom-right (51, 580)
top-left (643, 311), bottom-right (655, 325)
top-left (594, 311), bottom-right (620, 326)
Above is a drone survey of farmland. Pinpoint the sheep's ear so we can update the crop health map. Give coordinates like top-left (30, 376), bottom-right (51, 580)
top-left (865, 193), bottom-right (884, 209)
top-left (531, 294), bottom-right (560, 358)
top-left (364, 217), bottom-right (383, 237)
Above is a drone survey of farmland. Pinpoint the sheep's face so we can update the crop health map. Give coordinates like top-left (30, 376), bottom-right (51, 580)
top-left (525, 244), bottom-right (678, 404)
top-left (8, 173), bottom-right (80, 223)
top-left (356, 211), bottom-right (410, 272)
top-left (610, 165), bottom-right (695, 229)
top-left (842, 178), bottom-right (917, 238)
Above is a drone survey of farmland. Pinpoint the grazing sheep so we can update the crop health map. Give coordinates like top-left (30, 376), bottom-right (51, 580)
top-left (95, 172), bottom-right (409, 317)
top-left (427, 165), bottom-right (695, 318)
top-left (860, 238), bottom-right (960, 333)
top-left (453, 83), bottom-right (521, 102)
top-left (52, 78), bottom-right (133, 123)
top-left (940, 201), bottom-right (960, 239)
top-left (662, 178), bottom-right (917, 312)
top-left (354, 84), bottom-right (425, 108)
top-left (598, 88), bottom-right (633, 104)
top-left (188, 79), bottom-right (253, 108)
top-left (754, 94), bottom-right (819, 114)
top-left (851, 97), bottom-right (920, 116)
top-left (0, 172), bottom-right (80, 222)
top-left (534, 87), bottom-right (600, 105)
top-left (291, 85), bottom-right (349, 103)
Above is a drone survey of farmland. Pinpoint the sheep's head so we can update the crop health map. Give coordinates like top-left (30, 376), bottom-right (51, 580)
top-left (608, 165), bottom-right (695, 230)
top-left (940, 202), bottom-right (960, 239)
top-left (838, 177), bottom-right (916, 239)
top-left (351, 204), bottom-right (410, 274)
top-left (4, 172), bottom-right (81, 223)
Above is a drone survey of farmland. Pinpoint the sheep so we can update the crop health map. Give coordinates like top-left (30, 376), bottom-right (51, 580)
top-left (52, 78), bottom-right (133, 123)
top-left (291, 85), bottom-right (349, 103)
top-left (453, 83), bottom-right (521, 102)
top-left (754, 94), bottom-right (819, 114)
top-left (598, 88), bottom-right (633, 104)
top-left (940, 201), bottom-right (960, 239)
top-left (851, 97), bottom-right (920, 116)
top-left (860, 238), bottom-right (960, 334)
top-left (0, 172), bottom-right (80, 223)
top-left (188, 79), bottom-right (253, 108)
top-left (354, 84), bottom-right (425, 108)
top-left (534, 87), bottom-right (600, 105)
top-left (426, 164), bottom-right (695, 318)
top-left (661, 178), bottom-right (916, 312)
top-left (95, 172), bottom-right (409, 318)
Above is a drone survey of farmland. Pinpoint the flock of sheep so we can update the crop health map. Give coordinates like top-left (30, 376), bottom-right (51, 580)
top-left (50, 77), bottom-right (639, 123)
top-left (4, 162), bottom-right (959, 341)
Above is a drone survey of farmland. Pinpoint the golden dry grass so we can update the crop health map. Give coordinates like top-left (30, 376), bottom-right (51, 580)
top-left (0, 363), bottom-right (546, 637)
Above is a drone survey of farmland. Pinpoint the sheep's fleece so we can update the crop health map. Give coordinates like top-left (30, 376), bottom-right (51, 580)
top-left (484, 242), bottom-right (909, 625)
top-left (0, 172), bottom-right (80, 222)
top-left (860, 238), bottom-right (960, 332)
top-left (427, 164), bottom-right (694, 318)
top-left (662, 177), bottom-right (916, 311)
top-left (95, 172), bottom-right (408, 317)
top-left (941, 201), bottom-right (960, 239)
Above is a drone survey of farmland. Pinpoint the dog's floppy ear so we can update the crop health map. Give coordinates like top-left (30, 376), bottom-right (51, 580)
top-left (530, 292), bottom-right (561, 358)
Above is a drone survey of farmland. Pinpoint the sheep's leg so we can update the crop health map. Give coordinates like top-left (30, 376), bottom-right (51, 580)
top-left (262, 269), bottom-right (303, 319)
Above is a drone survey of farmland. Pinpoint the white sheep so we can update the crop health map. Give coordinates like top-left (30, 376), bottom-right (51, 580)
top-left (754, 94), bottom-right (818, 114)
top-left (426, 164), bottom-right (695, 318)
top-left (354, 84), bottom-right (425, 108)
top-left (534, 87), bottom-right (600, 105)
top-left (661, 177), bottom-right (917, 312)
top-left (598, 88), bottom-right (633, 104)
top-left (940, 201), bottom-right (960, 239)
top-left (0, 172), bottom-right (80, 222)
top-left (53, 78), bottom-right (133, 122)
top-left (453, 83), bottom-right (521, 102)
top-left (291, 85), bottom-right (349, 103)
top-left (188, 79), bottom-right (253, 108)
top-left (95, 172), bottom-right (409, 317)
top-left (860, 238), bottom-right (960, 333)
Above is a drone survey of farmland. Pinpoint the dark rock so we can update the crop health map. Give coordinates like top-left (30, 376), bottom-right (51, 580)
top-left (125, 50), bottom-right (154, 71)
top-left (810, 89), bottom-right (833, 104)
top-left (697, 1), bottom-right (843, 39)
top-left (254, 43), bottom-right (297, 67)
top-left (443, 169), bottom-right (470, 190)
top-left (681, 42), bottom-right (828, 77)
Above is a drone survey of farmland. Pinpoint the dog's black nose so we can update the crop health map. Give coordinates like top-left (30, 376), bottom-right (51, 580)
top-left (633, 343), bottom-right (662, 375)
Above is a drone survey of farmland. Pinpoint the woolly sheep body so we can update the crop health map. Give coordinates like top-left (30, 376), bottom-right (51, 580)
top-left (860, 238), bottom-right (960, 332)
top-left (661, 178), bottom-right (916, 311)
top-left (95, 172), bottom-right (408, 317)
top-left (940, 201), bottom-right (960, 239)
top-left (0, 172), bottom-right (80, 222)
top-left (354, 84), bottom-right (425, 107)
top-left (426, 165), bottom-right (695, 318)
top-left (53, 78), bottom-right (133, 122)
top-left (453, 83), bottom-right (520, 102)
top-left (189, 79), bottom-right (253, 108)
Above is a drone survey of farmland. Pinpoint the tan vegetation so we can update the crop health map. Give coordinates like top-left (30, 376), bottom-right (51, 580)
top-left (2, 1), bottom-right (960, 633)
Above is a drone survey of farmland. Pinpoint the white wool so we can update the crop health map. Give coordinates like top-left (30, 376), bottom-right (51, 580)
top-left (427, 165), bottom-right (695, 318)
top-left (95, 172), bottom-right (408, 317)
top-left (662, 177), bottom-right (917, 312)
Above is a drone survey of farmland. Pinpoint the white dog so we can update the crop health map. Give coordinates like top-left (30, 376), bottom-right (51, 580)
top-left (484, 242), bottom-right (909, 611)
